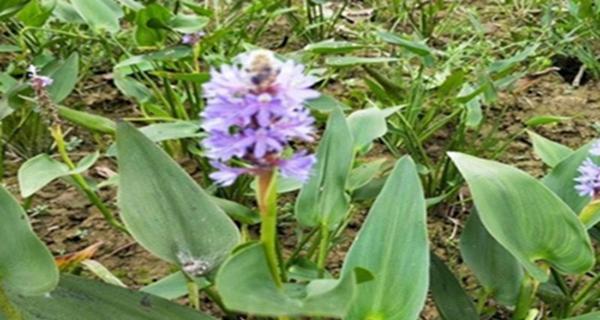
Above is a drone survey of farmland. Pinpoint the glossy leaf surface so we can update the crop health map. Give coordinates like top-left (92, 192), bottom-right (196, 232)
top-left (450, 152), bottom-right (594, 281)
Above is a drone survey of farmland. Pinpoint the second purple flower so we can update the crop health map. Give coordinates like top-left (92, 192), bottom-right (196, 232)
top-left (201, 50), bottom-right (319, 186)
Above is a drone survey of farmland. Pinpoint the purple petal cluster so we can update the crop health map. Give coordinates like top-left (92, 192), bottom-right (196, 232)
top-left (28, 65), bottom-right (53, 89)
top-left (182, 32), bottom-right (205, 45)
top-left (591, 140), bottom-right (600, 157)
top-left (575, 158), bottom-right (600, 198)
top-left (201, 50), bottom-right (319, 186)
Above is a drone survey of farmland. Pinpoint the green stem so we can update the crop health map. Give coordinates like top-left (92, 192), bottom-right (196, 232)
top-left (186, 279), bottom-right (200, 310)
top-left (513, 269), bottom-right (544, 320)
top-left (0, 285), bottom-right (21, 320)
top-left (256, 171), bottom-right (283, 288)
top-left (50, 126), bottom-right (128, 234)
top-left (316, 225), bottom-right (330, 277)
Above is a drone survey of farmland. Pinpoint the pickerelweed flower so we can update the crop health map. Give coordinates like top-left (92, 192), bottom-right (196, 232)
top-left (28, 65), bottom-right (53, 89)
top-left (182, 32), bottom-right (205, 45)
top-left (575, 158), bottom-right (600, 198)
top-left (201, 49), bottom-right (319, 186)
top-left (28, 64), bottom-right (59, 124)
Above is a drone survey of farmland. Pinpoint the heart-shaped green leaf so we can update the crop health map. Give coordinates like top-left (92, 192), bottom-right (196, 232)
top-left (460, 211), bottom-right (523, 305)
top-left (116, 122), bottom-right (240, 274)
top-left (5, 275), bottom-right (213, 319)
top-left (450, 152), bottom-right (594, 281)
top-left (295, 108), bottom-right (353, 229)
top-left (216, 243), bottom-right (363, 318)
top-left (528, 131), bottom-right (573, 168)
top-left (0, 186), bottom-right (58, 296)
top-left (430, 253), bottom-right (478, 320)
top-left (342, 156), bottom-right (429, 319)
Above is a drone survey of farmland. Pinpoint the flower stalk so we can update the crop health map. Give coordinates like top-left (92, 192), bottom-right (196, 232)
top-left (513, 264), bottom-right (548, 320)
top-left (256, 170), bottom-right (284, 288)
top-left (50, 125), bottom-right (127, 234)
top-left (316, 224), bottom-right (330, 276)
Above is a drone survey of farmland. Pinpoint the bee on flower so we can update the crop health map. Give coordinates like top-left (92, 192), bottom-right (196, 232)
top-left (200, 50), bottom-right (319, 186)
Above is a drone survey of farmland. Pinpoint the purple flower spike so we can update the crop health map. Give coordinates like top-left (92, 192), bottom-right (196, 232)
top-left (28, 65), bottom-right (53, 89)
top-left (590, 140), bottom-right (600, 157)
top-left (182, 32), bottom-right (205, 45)
top-left (201, 49), bottom-right (319, 186)
top-left (575, 158), bottom-right (600, 197)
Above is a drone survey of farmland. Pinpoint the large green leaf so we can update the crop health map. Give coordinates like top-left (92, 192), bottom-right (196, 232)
top-left (116, 122), bottom-right (240, 274)
top-left (18, 152), bottom-right (99, 198)
top-left (347, 106), bottom-right (400, 151)
top-left (341, 156), bottom-right (429, 319)
top-left (0, 186), bottom-right (58, 296)
top-left (449, 152), bottom-right (594, 281)
top-left (216, 243), bottom-right (363, 318)
top-left (47, 52), bottom-right (79, 103)
top-left (543, 142), bottom-right (593, 213)
top-left (528, 131), bottom-right (574, 168)
top-left (295, 108), bottom-right (353, 229)
top-left (460, 211), bottom-right (523, 306)
top-left (71, 0), bottom-right (123, 34)
top-left (6, 275), bottom-right (213, 319)
top-left (429, 253), bottom-right (479, 320)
